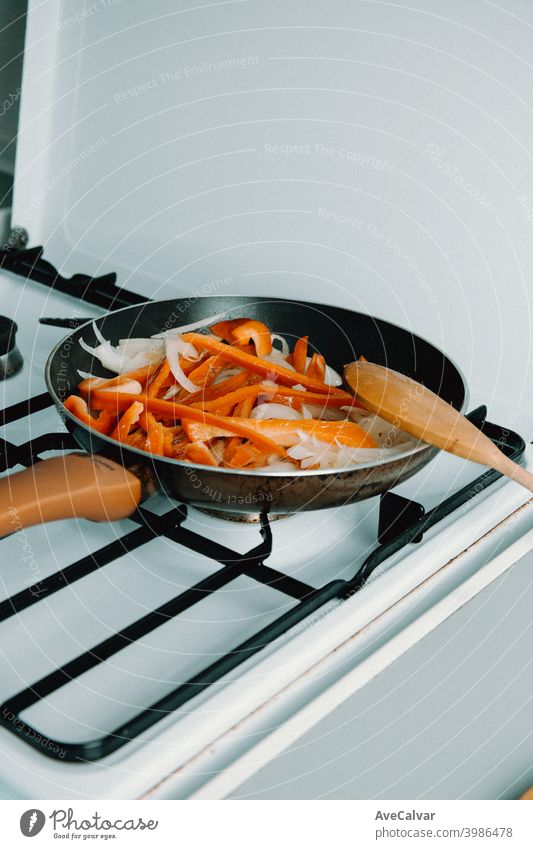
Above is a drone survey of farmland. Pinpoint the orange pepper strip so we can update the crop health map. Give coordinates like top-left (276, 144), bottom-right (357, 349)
top-left (182, 333), bottom-right (348, 396)
top-left (180, 355), bottom-right (207, 376)
top-left (235, 394), bottom-right (256, 417)
top-left (224, 437), bottom-right (240, 464)
top-left (184, 441), bottom-right (218, 466)
top-left (146, 423), bottom-right (165, 456)
top-left (306, 353), bottom-right (326, 382)
top-left (190, 383), bottom-right (353, 411)
top-left (146, 360), bottom-right (171, 397)
top-left (182, 417), bottom-right (378, 449)
top-left (110, 401), bottom-right (144, 442)
top-left (190, 384), bottom-right (265, 412)
top-left (230, 319), bottom-right (272, 357)
top-left (170, 442), bottom-right (192, 460)
top-left (210, 318), bottom-right (250, 342)
top-left (139, 410), bottom-right (158, 431)
top-left (186, 355), bottom-right (226, 388)
top-left (270, 394), bottom-right (303, 412)
top-left (212, 402), bottom-right (239, 416)
top-left (292, 335), bottom-right (308, 374)
top-left (161, 427), bottom-right (185, 458)
top-left (138, 410), bottom-right (166, 455)
top-left (64, 395), bottom-right (116, 435)
top-left (269, 384), bottom-right (355, 405)
top-left (121, 428), bottom-right (149, 450)
top-left (156, 356), bottom-right (209, 402)
top-left (138, 417), bottom-right (188, 459)
top-left (90, 390), bottom-right (288, 457)
top-left (226, 443), bottom-right (265, 468)
top-left (222, 393), bottom-right (258, 463)
top-left (179, 370), bottom-right (251, 404)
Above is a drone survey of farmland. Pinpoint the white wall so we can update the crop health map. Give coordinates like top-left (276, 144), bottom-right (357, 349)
top-left (12, 0), bottom-right (533, 434)
top-left (0, 0), bottom-right (27, 175)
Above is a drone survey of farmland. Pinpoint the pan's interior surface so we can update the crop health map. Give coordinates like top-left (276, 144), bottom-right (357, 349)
top-left (49, 295), bottom-right (466, 408)
top-left (46, 296), bottom-right (467, 514)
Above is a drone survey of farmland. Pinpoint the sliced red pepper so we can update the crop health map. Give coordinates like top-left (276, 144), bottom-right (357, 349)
top-left (184, 441), bottom-right (218, 466)
top-left (182, 417), bottom-right (377, 448)
top-left (226, 443), bottom-right (268, 468)
top-left (292, 335), bottom-right (308, 374)
top-left (306, 352), bottom-right (326, 382)
top-left (186, 355), bottom-right (226, 388)
top-left (230, 319), bottom-right (272, 357)
top-left (210, 318), bottom-right (250, 342)
top-left (110, 401), bottom-right (144, 442)
top-left (64, 395), bottom-right (115, 435)
top-left (182, 333), bottom-right (349, 396)
top-left (191, 382), bottom-right (354, 411)
top-left (222, 392), bottom-right (258, 463)
top-left (146, 359), bottom-right (171, 397)
top-left (90, 390), bottom-right (288, 457)
top-left (179, 370), bottom-right (251, 405)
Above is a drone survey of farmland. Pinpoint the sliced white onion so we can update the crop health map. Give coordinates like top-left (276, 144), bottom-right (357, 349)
top-left (79, 337), bottom-right (100, 357)
top-left (80, 311), bottom-right (226, 380)
top-left (123, 349), bottom-right (165, 371)
top-left (250, 403), bottom-right (302, 421)
top-left (79, 336), bottom-right (165, 374)
top-left (79, 339), bottom-right (126, 373)
top-left (92, 321), bottom-right (107, 346)
top-left (304, 403), bottom-right (346, 421)
top-left (263, 350), bottom-right (295, 369)
top-left (163, 384), bottom-right (181, 400)
top-left (285, 430), bottom-right (417, 470)
top-left (161, 334), bottom-right (199, 360)
top-left (117, 338), bottom-right (165, 356)
top-left (324, 365), bottom-right (343, 387)
top-left (165, 338), bottom-right (199, 393)
top-left (271, 333), bottom-right (289, 356)
top-left (152, 311), bottom-right (227, 338)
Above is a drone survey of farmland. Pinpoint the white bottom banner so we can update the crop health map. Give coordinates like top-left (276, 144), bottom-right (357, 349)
top-left (1, 799), bottom-right (532, 847)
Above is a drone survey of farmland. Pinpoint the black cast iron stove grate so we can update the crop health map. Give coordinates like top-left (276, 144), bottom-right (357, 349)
top-left (0, 245), bottom-right (527, 762)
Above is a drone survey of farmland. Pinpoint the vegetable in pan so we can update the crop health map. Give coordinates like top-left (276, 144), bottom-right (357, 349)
top-left (65, 315), bottom-right (417, 470)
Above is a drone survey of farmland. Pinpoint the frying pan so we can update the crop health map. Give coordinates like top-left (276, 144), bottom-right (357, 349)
top-left (0, 296), bottom-right (467, 532)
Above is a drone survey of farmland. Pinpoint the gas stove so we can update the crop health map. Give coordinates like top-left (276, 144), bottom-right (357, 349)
top-left (0, 255), bottom-right (531, 799)
top-left (2, 0), bottom-right (532, 800)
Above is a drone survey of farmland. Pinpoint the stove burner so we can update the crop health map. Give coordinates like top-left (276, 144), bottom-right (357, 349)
top-left (197, 506), bottom-right (291, 522)
top-left (0, 316), bottom-right (22, 379)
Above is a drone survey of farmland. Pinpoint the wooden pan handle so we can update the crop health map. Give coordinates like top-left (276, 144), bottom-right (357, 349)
top-left (0, 453), bottom-right (142, 537)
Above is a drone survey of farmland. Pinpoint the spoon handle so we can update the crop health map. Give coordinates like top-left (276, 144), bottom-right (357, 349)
top-left (344, 361), bottom-right (533, 492)
top-left (490, 451), bottom-right (533, 492)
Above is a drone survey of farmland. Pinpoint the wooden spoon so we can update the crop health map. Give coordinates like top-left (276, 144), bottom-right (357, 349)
top-left (344, 360), bottom-right (533, 492)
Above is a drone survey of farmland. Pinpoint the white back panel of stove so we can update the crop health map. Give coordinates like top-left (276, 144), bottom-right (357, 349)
top-left (12, 0), bottom-right (533, 434)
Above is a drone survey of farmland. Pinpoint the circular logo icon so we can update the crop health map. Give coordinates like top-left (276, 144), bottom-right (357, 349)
top-left (20, 810), bottom-right (46, 837)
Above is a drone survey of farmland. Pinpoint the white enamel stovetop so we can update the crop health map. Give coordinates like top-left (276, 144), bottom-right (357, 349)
top-left (0, 266), bottom-right (531, 800)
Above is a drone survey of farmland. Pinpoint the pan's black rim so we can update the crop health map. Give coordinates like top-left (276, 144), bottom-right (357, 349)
top-left (44, 296), bottom-right (469, 477)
